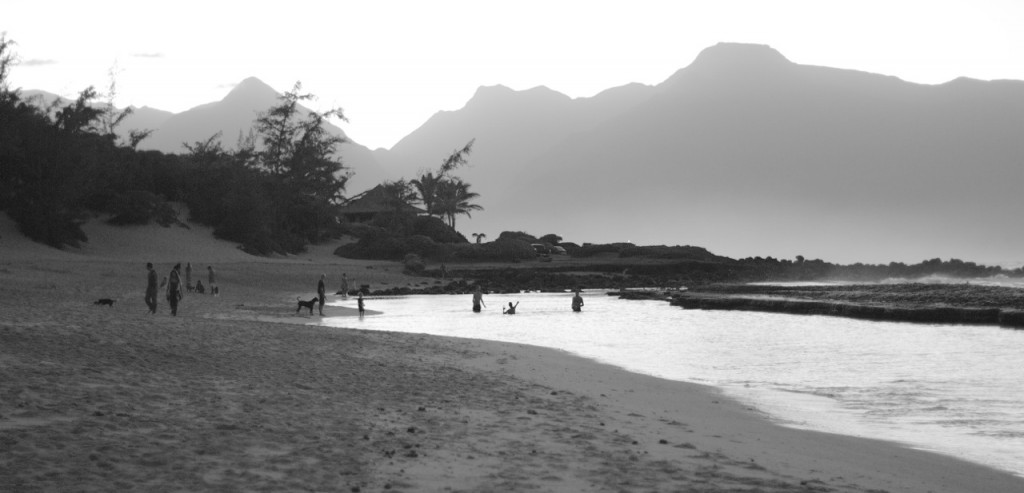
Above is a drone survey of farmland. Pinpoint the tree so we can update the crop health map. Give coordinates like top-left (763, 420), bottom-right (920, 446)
top-left (175, 83), bottom-right (352, 253)
top-left (0, 34), bottom-right (15, 103)
top-left (1, 58), bottom-right (125, 248)
top-left (412, 139), bottom-right (475, 217)
top-left (250, 82), bottom-right (350, 244)
top-left (435, 178), bottom-right (483, 229)
top-left (410, 172), bottom-right (441, 216)
top-left (472, 233), bottom-right (487, 244)
top-left (539, 234), bottom-right (562, 245)
top-left (438, 139), bottom-right (475, 175)
top-left (96, 65), bottom-right (153, 149)
top-left (253, 83), bottom-right (349, 191)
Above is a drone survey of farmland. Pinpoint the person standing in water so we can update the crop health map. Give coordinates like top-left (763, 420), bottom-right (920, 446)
top-left (472, 286), bottom-right (486, 313)
top-left (317, 273), bottom-right (327, 316)
top-left (145, 262), bottom-right (158, 314)
top-left (572, 289), bottom-right (584, 312)
top-left (503, 301), bottom-right (519, 314)
top-left (357, 292), bottom-right (365, 316)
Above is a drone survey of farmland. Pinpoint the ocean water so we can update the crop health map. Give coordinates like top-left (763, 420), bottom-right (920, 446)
top-left (319, 290), bottom-right (1024, 477)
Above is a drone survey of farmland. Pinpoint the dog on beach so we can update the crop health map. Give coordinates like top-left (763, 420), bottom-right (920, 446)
top-left (94, 298), bottom-right (115, 307)
top-left (296, 297), bottom-right (318, 315)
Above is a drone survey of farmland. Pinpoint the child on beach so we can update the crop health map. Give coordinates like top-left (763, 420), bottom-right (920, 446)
top-left (357, 293), bottom-right (365, 316)
top-left (503, 301), bottom-right (519, 315)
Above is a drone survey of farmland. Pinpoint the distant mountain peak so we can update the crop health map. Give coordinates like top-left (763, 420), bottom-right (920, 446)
top-left (688, 42), bottom-right (792, 72)
top-left (465, 84), bottom-right (571, 110)
top-left (470, 84), bottom-right (515, 99)
top-left (223, 77), bottom-right (279, 104)
top-left (235, 76), bottom-right (275, 90)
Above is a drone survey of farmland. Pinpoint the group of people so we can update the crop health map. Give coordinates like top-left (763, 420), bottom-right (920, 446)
top-left (315, 273), bottom-right (364, 317)
top-left (145, 265), bottom-right (586, 318)
top-left (145, 262), bottom-right (218, 316)
top-left (472, 286), bottom-right (585, 314)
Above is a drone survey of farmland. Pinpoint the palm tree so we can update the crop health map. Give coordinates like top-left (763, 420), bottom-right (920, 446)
top-left (435, 178), bottom-right (483, 229)
top-left (472, 233), bottom-right (487, 244)
top-left (410, 172), bottom-right (440, 216)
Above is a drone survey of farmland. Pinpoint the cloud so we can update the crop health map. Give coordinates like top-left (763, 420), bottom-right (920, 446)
top-left (20, 58), bottom-right (57, 67)
top-left (132, 52), bottom-right (164, 59)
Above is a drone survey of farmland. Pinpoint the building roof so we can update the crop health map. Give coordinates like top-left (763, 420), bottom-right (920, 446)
top-left (338, 185), bottom-right (425, 215)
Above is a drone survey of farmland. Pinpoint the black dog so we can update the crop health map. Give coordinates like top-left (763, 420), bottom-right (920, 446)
top-left (296, 297), bottom-right (318, 315)
top-left (94, 298), bottom-right (115, 307)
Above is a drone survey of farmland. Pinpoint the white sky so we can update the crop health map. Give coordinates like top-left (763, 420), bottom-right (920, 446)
top-left (5, 0), bottom-right (1024, 150)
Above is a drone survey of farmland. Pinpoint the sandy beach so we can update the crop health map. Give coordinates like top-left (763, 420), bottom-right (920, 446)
top-left (2, 216), bottom-right (1023, 492)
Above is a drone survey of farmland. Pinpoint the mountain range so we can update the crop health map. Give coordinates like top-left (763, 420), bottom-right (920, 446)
top-left (378, 43), bottom-right (1024, 265)
top-left (23, 43), bottom-right (1024, 265)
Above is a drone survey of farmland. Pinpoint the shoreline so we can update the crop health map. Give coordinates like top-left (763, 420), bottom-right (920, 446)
top-left (2, 233), bottom-right (1023, 490)
top-left (318, 289), bottom-right (1024, 481)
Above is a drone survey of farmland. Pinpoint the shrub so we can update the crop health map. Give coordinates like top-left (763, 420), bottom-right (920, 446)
top-left (403, 253), bottom-right (426, 274)
top-left (498, 231), bottom-right (537, 243)
top-left (572, 242), bottom-right (635, 257)
top-left (619, 245), bottom-right (721, 261)
top-left (106, 190), bottom-right (179, 226)
top-left (491, 238), bottom-right (537, 261)
top-left (538, 234), bottom-right (563, 245)
top-left (412, 215), bottom-right (467, 243)
top-left (407, 234), bottom-right (444, 258)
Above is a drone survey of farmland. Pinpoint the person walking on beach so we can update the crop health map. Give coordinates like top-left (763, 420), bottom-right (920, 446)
top-left (472, 285), bottom-right (486, 313)
top-left (166, 263), bottom-right (183, 316)
top-left (207, 265), bottom-right (217, 296)
top-left (338, 273), bottom-right (349, 298)
top-left (572, 289), bottom-right (584, 312)
top-left (503, 301), bottom-right (519, 315)
top-left (357, 292), bottom-right (365, 316)
top-left (145, 262), bottom-right (158, 314)
top-left (185, 262), bottom-right (192, 293)
top-left (317, 273), bottom-right (327, 316)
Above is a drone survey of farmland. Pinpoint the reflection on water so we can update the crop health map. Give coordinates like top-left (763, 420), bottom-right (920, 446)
top-left (321, 290), bottom-right (1024, 477)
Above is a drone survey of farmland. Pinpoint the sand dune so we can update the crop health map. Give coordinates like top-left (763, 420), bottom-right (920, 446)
top-left (2, 215), bottom-right (1022, 491)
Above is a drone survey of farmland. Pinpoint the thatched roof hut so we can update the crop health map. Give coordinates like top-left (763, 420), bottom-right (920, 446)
top-left (338, 185), bottom-right (425, 223)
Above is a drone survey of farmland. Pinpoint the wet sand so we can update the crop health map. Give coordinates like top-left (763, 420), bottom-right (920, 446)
top-left (2, 216), bottom-right (1022, 492)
